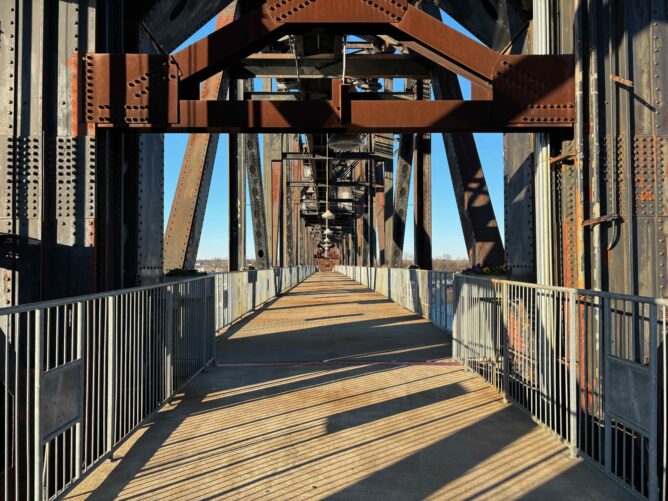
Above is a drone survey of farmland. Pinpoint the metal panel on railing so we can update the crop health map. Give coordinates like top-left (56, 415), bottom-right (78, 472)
top-left (1, 265), bottom-right (314, 500)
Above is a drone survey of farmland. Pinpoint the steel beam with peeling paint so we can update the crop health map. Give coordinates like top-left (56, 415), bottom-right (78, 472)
top-left (164, 4), bottom-right (239, 272)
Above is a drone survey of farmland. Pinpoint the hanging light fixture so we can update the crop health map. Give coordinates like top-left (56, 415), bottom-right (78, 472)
top-left (328, 133), bottom-right (363, 152)
top-left (321, 140), bottom-right (335, 220)
top-left (323, 228), bottom-right (333, 237)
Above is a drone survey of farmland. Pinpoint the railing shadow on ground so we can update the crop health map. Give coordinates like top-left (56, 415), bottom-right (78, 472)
top-left (60, 271), bottom-right (629, 500)
top-left (66, 362), bottom-right (629, 500)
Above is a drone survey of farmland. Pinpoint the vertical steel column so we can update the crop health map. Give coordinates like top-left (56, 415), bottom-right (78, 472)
top-left (374, 131), bottom-right (394, 266)
top-left (365, 160), bottom-right (375, 266)
top-left (413, 81), bottom-right (433, 270)
top-left (0, 0), bottom-right (99, 304)
top-left (271, 159), bottom-right (282, 267)
top-left (282, 135), bottom-right (297, 267)
top-left (245, 132), bottom-right (271, 269)
top-left (263, 80), bottom-right (283, 267)
top-left (533, 0), bottom-right (554, 286)
top-left (228, 81), bottom-right (246, 271)
top-left (290, 140), bottom-right (302, 266)
top-left (374, 159), bottom-right (386, 265)
top-left (281, 135), bottom-right (293, 267)
top-left (500, 26), bottom-right (537, 280)
top-left (391, 132), bottom-right (414, 268)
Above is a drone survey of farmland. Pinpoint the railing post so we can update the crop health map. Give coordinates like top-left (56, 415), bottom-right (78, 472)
top-left (502, 282), bottom-right (510, 403)
top-left (75, 301), bottom-right (86, 479)
top-left (569, 291), bottom-right (579, 459)
top-left (648, 303), bottom-right (659, 500)
top-left (34, 308), bottom-right (44, 501)
top-left (603, 295), bottom-right (612, 471)
top-left (165, 286), bottom-right (174, 398)
top-left (206, 277), bottom-right (214, 363)
top-left (106, 296), bottom-right (116, 458)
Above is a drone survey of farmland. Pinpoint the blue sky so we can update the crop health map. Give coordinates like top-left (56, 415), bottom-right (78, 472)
top-left (164, 13), bottom-right (505, 261)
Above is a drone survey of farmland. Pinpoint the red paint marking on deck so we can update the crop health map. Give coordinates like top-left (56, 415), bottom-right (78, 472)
top-left (216, 360), bottom-right (462, 368)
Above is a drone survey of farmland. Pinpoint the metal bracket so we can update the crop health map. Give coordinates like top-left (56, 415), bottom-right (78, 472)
top-left (83, 53), bottom-right (179, 126)
top-left (582, 213), bottom-right (623, 227)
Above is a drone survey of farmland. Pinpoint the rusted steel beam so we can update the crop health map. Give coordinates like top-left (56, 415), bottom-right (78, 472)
top-left (391, 132), bottom-right (414, 268)
top-left (164, 4), bottom-right (239, 272)
top-left (85, 0), bottom-right (575, 132)
top-left (433, 70), bottom-right (505, 265)
top-left (383, 158), bottom-right (395, 267)
top-left (421, 3), bottom-right (504, 267)
top-left (372, 132), bottom-right (393, 266)
top-left (170, 0), bottom-right (498, 92)
top-left (135, 97), bottom-right (574, 133)
top-left (141, 0), bottom-right (237, 53)
top-left (413, 81), bottom-right (432, 270)
top-left (262, 79), bottom-right (283, 267)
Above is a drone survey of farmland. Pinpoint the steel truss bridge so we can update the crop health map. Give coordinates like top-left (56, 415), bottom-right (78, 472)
top-left (0, 0), bottom-right (666, 499)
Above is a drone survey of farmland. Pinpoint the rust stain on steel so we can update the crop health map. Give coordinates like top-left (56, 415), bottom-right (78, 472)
top-left (69, 53), bottom-right (82, 137)
top-left (84, 53), bottom-right (179, 126)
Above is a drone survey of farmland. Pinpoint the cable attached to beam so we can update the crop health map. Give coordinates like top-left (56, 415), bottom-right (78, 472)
top-left (342, 35), bottom-right (348, 83)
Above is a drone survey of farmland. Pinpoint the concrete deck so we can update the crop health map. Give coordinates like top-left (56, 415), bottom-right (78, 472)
top-left (67, 272), bottom-right (628, 500)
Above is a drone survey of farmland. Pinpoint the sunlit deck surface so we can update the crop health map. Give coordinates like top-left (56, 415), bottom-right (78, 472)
top-left (67, 272), bottom-right (628, 500)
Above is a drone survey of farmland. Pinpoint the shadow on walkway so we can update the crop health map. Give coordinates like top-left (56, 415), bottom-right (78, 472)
top-left (66, 273), bottom-right (628, 500)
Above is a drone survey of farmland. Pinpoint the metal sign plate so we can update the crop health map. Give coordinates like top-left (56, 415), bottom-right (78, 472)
top-left (606, 357), bottom-right (651, 433)
top-left (41, 360), bottom-right (83, 442)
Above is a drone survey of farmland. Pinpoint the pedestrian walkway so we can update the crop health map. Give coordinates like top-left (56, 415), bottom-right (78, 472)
top-left (66, 272), bottom-right (628, 500)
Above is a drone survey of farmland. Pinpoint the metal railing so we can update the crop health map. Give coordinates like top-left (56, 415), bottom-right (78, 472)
top-left (453, 274), bottom-right (666, 500)
top-left (334, 266), bottom-right (453, 330)
top-left (1, 266), bottom-right (314, 500)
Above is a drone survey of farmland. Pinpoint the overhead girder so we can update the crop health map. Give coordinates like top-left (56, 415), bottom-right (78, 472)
top-left (82, 0), bottom-right (574, 134)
